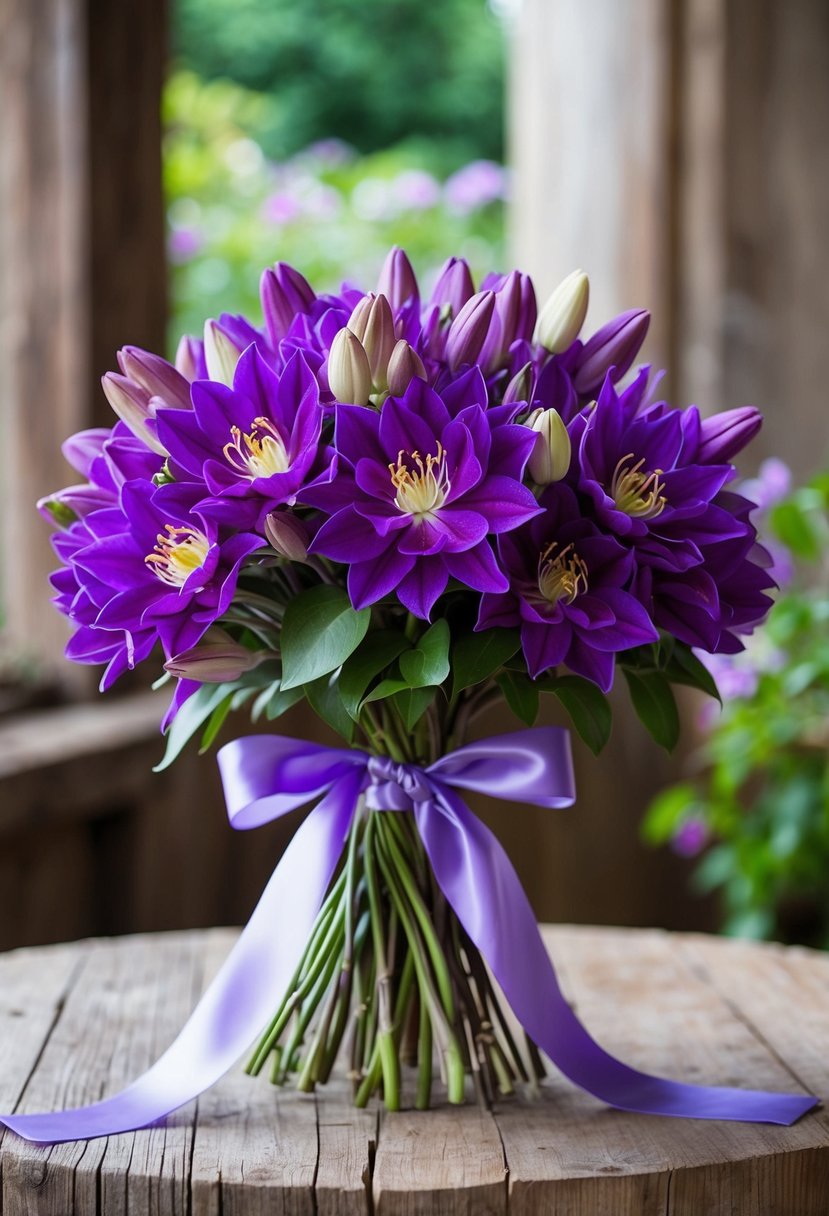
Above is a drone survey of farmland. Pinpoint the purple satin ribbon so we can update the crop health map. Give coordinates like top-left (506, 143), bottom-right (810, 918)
top-left (0, 727), bottom-right (816, 1143)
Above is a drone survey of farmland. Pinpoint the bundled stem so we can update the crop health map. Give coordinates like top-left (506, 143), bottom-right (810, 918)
top-left (246, 712), bottom-right (547, 1109)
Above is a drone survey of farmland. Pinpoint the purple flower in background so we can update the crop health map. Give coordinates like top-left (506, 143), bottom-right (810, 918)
top-left (303, 376), bottom-right (540, 618)
top-left (156, 347), bottom-right (328, 531)
top-left (444, 161), bottom-right (509, 214)
top-left (71, 481), bottom-right (262, 657)
top-left (477, 484), bottom-right (658, 691)
top-left (262, 191), bottom-right (304, 226)
top-left (168, 226), bottom-right (204, 264)
top-left (741, 457), bottom-right (792, 513)
top-left (671, 818), bottom-right (709, 858)
top-left (392, 170), bottom-right (441, 212)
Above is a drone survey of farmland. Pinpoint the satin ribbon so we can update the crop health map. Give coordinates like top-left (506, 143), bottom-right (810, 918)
top-left (0, 727), bottom-right (816, 1143)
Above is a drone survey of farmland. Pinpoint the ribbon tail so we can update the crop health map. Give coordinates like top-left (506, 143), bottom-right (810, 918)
top-left (417, 789), bottom-right (818, 1126)
top-left (0, 773), bottom-right (362, 1145)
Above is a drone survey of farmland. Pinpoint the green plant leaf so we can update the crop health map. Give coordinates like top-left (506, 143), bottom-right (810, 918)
top-left (361, 677), bottom-right (409, 707)
top-left (542, 675), bottom-right (612, 755)
top-left (769, 500), bottom-right (820, 560)
top-left (662, 643), bottom-right (721, 702)
top-left (280, 585), bottom-right (371, 690)
top-left (263, 683), bottom-right (306, 721)
top-left (641, 783), bottom-right (699, 844)
top-left (199, 692), bottom-right (236, 753)
top-left (339, 630), bottom-right (410, 720)
top-left (452, 627), bottom-right (520, 694)
top-left (305, 671), bottom-right (355, 743)
top-left (497, 670), bottom-right (539, 726)
top-left (399, 619), bottom-right (451, 688)
top-left (624, 670), bottom-right (680, 751)
top-left (154, 683), bottom-right (236, 772)
top-left (394, 685), bottom-right (436, 731)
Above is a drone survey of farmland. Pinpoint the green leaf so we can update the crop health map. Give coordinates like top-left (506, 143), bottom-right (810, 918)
top-left (305, 671), bottom-right (355, 743)
top-left (769, 500), bottom-right (820, 560)
top-left (662, 642), bottom-right (721, 703)
top-left (198, 692), bottom-right (236, 754)
top-left (280, 585), bottom-right (371, 690)
top-left (339, 630), bottom-right (410, 720)
top-left (393, 685), bottom-right (436, 731)
top-left (361, 677), bottom-right (409, 707)
top-left (641, 783), bottom-right (699, 844)
top-left (543, 675), bottom-right (612, 755)
top-left (497, 671), bottom-right (539, 726)
top-left (263, 683), bottom-right (305, 721)
top-left (154, 683), bottom-right (236, 772)
top-left (399, 619), bottom-right (450, 688)
top-left (452, 627), bottom-right (520, 694)
top-left (624, 670), bottom-right (680, 751)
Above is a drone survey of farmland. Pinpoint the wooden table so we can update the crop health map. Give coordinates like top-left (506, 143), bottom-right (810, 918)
top-left (1, 926), bottom-right (827, 1214)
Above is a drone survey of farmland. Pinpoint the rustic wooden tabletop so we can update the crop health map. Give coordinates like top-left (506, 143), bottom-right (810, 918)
top-left (0, 925), bottom-right (827, 1214)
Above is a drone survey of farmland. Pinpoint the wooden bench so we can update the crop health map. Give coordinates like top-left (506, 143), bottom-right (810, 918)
top-left (1, 925), bottom-right (827, 1213)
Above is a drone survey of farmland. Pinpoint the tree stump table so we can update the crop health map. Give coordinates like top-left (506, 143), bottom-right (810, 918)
top-left (1, 925), bottom-right (827, 1214)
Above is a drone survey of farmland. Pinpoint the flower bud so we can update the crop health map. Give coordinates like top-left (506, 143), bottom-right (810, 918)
top-left (263, 510), bottom-right (310, 562)
top-left (526, 408), bottom-right (572, 484)
top-left (697, 406), bottom-right (762, 463)
top-left (61, 428), bottom-right (110, 478)
top-left (502, 362), bottom-right (535, 406)
top-left (117, 346), bottom-right (191, 409)
top-left (534, 270), bottom-right (590, 354)
top-left (260, 262), bottom-right (316, 345)
top-left (327, 327), bottom-right (373, 406)
top-left (386, 340), bottom-right (427, 397)
top-left (572, 308), bottom-right (650, 396)
top-left (445, 290), bottom-right (496, 371)
top-left (203, 319), bottom-right (245, 386)
top-left (429, 256), bottom-right (474, 317)
top-left (37, 483), bottom-right (114, 528)
top-left (377, 246), bottom-right (419, 310)
top-left (347, 293), bottom-right (396, 389)
top-left (102, 372), bottom-right (167, 455)
top-left (174, 334), bottom-right (206, 382)
top-left (497, 270), bottom-right (537, 350)
top-left (164, 634), bottom-right (266, 683)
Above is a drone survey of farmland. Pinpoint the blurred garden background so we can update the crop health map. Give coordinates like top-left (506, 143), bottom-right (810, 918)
top-left (1, 0), bottom-right (828, 952)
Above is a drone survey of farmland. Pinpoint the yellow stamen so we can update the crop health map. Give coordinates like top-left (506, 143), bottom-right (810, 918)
top-left (610, 452), bottom-right (666, 519)
top-left (537, 541), bottom-right (588, 606)
top-left (223, 416), bottom-right (290, 479)
top-left (389, 442), bottom-right (451, 517)
top-left (146, 524), bottom-right (210, 588)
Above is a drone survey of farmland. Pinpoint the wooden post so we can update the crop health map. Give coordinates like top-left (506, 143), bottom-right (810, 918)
top-left (0, 0), bottom-right (166, 683)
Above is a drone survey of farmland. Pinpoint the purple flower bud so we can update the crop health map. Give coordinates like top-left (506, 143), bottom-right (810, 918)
top-left (61, 428), bottom-right (111, 478)
top-left (164, 634), bottom-right (266, 683)
top-left (671, 817), bottom-right (709, 858)
top-left (445, 290), bottom-right (496, 371)
top-left (37, 483), bottom-right (114, 527)
top-left (483, 271), bottom-right (538, 370)
top-left (117, 346), bottom-right (191, 409)
top-left (263, 510), bottom-right (310, 562)
top-left (429, 256), bottom-right (474, 317)
top-left (102, 372), bottom-right (166, 455)
top-left (572, 308), bottom-right (650, 396)
top-left (386, 339), bottom-right (426, 397)
top-left (697, 406), bottom-right (762, 463)
top-left (260, 262), bottom-right (316, 345)
top-left (377, 246), bottom-right (419, 311)
top-left (174, 334), bottom-right (207, 382)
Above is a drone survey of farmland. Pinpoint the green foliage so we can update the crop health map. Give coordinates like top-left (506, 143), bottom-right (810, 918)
top-left (540, 675), bottom-right (613, 757)
top-left (279, 585), bottom-right (371, 689)
top-left (163, 70), bottom-right (507, 349)
top-left (643, 470), bottom-right (829, 946)
top-left (172, 0), bottom-right (505, 162)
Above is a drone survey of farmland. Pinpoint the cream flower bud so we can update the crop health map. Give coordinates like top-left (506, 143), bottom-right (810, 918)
top-left (534, 270), bottom-right (589, 354)
top-left (101, 372), bottom-right (167, 455)
top-left (386, 339), bottom-right (426, 397)
top-left (328, 327), bottom-right (372, 406)
top-left (348, 293), bottom-right (396, 389)
top-left (203, 320), bottom-right (243, 386)
top-left (526, 407), bottom-right (572, 484)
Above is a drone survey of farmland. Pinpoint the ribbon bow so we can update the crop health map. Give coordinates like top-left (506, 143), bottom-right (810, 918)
top-left (0, 728), bottom-right (815, 1143)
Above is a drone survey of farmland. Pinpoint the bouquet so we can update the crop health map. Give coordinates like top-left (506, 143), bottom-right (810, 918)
top-left (8, 246), bottom-right (815, 1146)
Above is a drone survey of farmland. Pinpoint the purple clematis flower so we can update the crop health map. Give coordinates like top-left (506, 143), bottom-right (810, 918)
top-left (477, 484), bottom-right (658, 690)
top-left (156, 347), bottom-right (329, 532)
top-left (70, 481), bottom-right (263, 657)
top-left (303, 376), bottom-right (541, 618)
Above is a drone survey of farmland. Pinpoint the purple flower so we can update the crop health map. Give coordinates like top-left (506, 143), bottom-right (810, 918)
top-left (671, 818), bottom-right (709, 858)
top-left (444, 161), bottom-right (509, 214)
top-left (572, 309), bottom-right (650, 398)
top-left (156, 346), bottom-right (328, 531)
top-left (477, 484), bottom-right (658, 691)
top-left (741, 457), bottom-right (792, 513)
top-left (303, 375), bottom-right (540, 618)
top-left (168, 226), bottom-right (204, 263)
top-left (71, 481), bottom-right (262, 657)
top-left (38, 423), bottom-right (164, 527)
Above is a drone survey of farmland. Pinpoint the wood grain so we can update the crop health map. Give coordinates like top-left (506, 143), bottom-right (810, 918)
top-left (0, 927), bottom-right (827, 1213)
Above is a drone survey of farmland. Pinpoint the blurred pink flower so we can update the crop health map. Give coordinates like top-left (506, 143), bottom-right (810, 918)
top-left (444, 160), bottom-right (509, 214)
top-left (168, 226), bottom-right (204, 264)
top-left (262, 191), bottom-right (303, 226)
top-left (671, 818), bottom-right (709, 858)
top-left (392, 169), bottom-right (441, 212)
